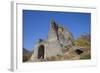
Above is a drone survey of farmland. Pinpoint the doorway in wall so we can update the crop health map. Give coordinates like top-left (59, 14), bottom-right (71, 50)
top-left (38, 45), bottom-right (45, 59)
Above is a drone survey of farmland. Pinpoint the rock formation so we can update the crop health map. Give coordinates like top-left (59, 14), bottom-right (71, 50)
top-left (29, 19), bottom-right (79, 62)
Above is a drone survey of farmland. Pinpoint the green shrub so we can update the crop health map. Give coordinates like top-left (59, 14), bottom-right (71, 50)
top-left (80, 53), bottom-right (91, 59)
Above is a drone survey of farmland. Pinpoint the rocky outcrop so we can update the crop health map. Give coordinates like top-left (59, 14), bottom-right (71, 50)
top-left (29, 19), bottom-right (85, 62)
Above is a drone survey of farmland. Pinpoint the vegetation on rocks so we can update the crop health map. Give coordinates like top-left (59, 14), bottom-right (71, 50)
top-left (23, 48), bottom-right (32, 62)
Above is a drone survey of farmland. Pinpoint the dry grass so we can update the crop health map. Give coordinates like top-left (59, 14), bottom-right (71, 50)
top-left (45, 49), bottom-right (80, 61)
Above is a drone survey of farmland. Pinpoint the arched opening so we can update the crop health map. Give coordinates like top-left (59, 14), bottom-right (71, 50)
top-left (38, 45), bottom-right (45, 59)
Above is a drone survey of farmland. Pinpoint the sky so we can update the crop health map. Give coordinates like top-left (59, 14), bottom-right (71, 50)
top-left (23, 10), bottom-right (91, 51)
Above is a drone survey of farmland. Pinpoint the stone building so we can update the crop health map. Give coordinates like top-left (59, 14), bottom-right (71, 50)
top-left (30, 20), bottom-right (74, 62)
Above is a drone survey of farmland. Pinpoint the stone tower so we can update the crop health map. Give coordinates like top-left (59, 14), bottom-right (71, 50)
top-left (46, 19), bottom-right (63, 58)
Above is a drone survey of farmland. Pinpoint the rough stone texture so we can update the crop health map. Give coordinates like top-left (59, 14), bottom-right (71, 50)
top-left (29, 20), bottom-right (74, 62)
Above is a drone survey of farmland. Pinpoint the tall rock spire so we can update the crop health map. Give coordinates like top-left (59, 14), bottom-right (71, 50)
top-left (51, 19), bottom-right (57, 29)
top-left (50, 19), bottom-right (59, 40)
top-left (50, 19), bottom-right (58, 31)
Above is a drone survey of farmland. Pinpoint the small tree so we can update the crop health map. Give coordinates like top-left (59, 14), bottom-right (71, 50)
top-left (74, 33), bottom-right (91, 48)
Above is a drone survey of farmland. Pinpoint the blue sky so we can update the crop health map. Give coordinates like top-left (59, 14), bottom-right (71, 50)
top-left (23, 10), bottom-right (91, 51)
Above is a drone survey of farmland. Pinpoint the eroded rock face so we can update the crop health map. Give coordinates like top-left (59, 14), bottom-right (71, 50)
top-left (29, 20), bottom-right (75, 62)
